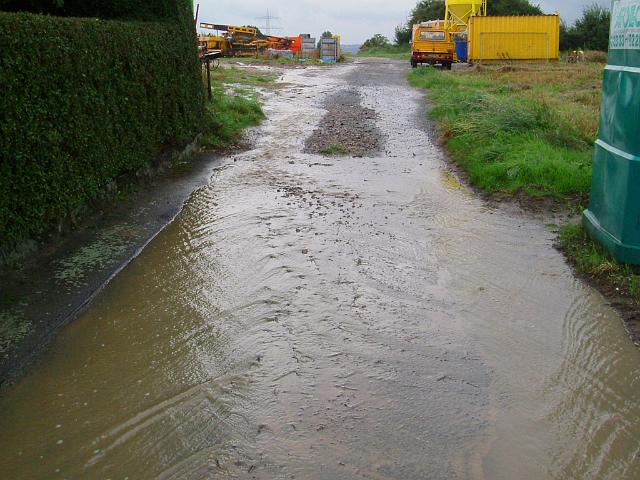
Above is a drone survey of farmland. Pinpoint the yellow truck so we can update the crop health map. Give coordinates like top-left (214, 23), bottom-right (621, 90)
top-left (411, 21), bottom-right (456, 70)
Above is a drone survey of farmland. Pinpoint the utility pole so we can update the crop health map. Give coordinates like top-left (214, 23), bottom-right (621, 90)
top-left (256, 9), bottom-right (282, 36)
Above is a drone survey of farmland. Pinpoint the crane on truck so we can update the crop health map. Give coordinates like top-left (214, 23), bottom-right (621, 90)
top-left (198, 22), bottom-right (293, 58)
top-left (411, 0), bottom-right (486, 68)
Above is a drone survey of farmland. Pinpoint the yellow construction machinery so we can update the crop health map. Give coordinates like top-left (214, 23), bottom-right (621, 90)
top-left (445, 0), bottom-right (487, 28)
top-left (198, 23), bottom-right (293, 58)
top-left (411, 0), bottom-right (486, 68)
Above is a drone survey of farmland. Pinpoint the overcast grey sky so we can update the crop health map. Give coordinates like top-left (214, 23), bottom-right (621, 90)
top-left (195, 1), bottom-right (612, 44)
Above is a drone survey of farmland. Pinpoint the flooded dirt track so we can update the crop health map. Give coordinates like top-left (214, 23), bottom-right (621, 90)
top-left (1, 58), bottom-right (639, 479)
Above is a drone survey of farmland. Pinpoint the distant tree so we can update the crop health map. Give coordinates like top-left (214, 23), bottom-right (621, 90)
top-left (400, 0), bottom-right (611, 54)
top-left (559, 20), bottom-right (580, 51)
top-left (402, 0), bottom-right (543, 38)
top-left (360, 34), bottom-right (391, 51)
top-left (409, 0), bottom-right (445, 24)
top-left (560, 4), bottom-right (611, 52)
top-left (407, 0), bottom-right (542, 25)
top-left (394, 24), bottom-right (412, 45)
top-left (574, 4), bottom-right (611, 51)
top-left (487, 0), bottom-right (542, 16)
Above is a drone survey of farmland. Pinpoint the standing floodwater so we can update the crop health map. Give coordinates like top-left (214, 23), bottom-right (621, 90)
top-left (0, 59), bottom-right (638, 479)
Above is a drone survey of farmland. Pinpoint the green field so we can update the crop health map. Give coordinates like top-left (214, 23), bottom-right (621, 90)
top-left (408, 63), bottom-right (604, 203)
top-left (357, 44), bottom-right (412, 60)
top-left (210, 65), bottom-right (279, 86)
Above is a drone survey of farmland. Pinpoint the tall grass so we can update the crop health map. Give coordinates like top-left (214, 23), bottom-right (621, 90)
top-left (199, 66), bottom-right (272, 148)
top-left (202, 88), bottom-right (265, 148)
top-left (357, 44), bottom-right (411, 60)
top-left (210, 66), bottom-right (278, 87)
top-left (409, 64), bottom-right (602, 201)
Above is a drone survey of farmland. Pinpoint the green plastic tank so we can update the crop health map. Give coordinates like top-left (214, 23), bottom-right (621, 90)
top-left (584, 0), bottom-right (640, 264)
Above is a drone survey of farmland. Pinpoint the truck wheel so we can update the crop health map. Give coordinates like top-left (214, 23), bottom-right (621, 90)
top-left (445, 62), bottom-right (452, 70)
top-left (411, 59), bottom-right (417, 69)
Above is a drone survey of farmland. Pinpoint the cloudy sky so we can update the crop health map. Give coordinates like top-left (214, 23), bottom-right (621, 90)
top-left (195, 1), bottom-right (611, 44)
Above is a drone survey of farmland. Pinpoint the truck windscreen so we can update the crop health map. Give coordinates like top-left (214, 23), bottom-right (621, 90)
top-left (420, 31), bottom-right (445, 41)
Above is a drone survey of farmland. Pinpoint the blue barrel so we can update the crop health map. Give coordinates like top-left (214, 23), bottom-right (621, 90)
top-left (455, 40), bottom-right (468, 62)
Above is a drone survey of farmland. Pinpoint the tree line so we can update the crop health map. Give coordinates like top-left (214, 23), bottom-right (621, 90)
top-left (390, 0), bottom-right (611, 52)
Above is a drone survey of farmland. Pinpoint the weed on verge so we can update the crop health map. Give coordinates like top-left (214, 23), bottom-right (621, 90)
top-left (560, 224), bottom-right (640, 302)
top-left (202, 88), bottom-right (265, 149)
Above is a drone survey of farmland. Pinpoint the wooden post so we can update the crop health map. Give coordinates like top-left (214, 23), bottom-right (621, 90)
top-left (206, 59), bottom-right (212, 101)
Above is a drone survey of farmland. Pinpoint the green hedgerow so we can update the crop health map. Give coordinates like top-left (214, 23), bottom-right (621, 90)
top-left (0, 10), bottom-right (204, 251)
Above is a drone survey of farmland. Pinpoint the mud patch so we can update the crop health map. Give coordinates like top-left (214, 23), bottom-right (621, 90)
top-left (304, 89), bottom-right (381, 157)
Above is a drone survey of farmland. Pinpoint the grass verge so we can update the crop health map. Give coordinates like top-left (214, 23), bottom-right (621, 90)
top-left (357, 45), bottom-right (412, 60)
top-left (200, 65), bottom-right (271, 149)
top-left (202, 88), bottom-right (264, 149)
top-left (408, 63), bottom-right (604, 204)
top-left (319, 144), bottom-right (349, 155)
top-left (560, 224), bottom-right (640, 303)
top-left (210, 65), bottom-right (279, 87)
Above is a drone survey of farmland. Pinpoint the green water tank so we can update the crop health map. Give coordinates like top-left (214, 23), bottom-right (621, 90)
top-left (584, 0), bottom-right (640, 264)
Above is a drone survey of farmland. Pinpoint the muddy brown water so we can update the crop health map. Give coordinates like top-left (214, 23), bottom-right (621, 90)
top-left (1, 58), bottom-right (639, 479)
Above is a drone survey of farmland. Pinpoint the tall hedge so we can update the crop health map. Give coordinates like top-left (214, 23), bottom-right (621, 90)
top-left (0, 0), bottom-right (184, 22)
top-left (0, 8), bottom-right (204, 250)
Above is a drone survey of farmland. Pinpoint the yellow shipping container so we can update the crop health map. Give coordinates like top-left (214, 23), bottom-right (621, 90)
top-left (468, 15), bottom-right (560, 63)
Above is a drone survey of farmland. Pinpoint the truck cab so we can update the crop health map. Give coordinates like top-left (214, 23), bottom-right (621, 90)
top-left (411, 21), bottom-right (455, 69)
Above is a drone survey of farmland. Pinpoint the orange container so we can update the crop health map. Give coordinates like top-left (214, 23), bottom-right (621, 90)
top-left (287, 36), bottom-right (302, 53)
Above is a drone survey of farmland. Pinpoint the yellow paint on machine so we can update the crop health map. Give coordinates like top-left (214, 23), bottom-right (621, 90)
top-left (468, 15), bottom-right (560, 63)
top-left (446, 0), bottom-right (487, 27)
top-left (412, 21), bottom-right (456, 55)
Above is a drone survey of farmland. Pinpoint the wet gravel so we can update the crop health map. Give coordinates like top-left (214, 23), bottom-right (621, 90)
top-left (304, 89), bottom-right (381, 157)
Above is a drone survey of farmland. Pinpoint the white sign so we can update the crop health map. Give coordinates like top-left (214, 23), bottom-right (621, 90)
top-left (610, 0), bottom-right (640, 49)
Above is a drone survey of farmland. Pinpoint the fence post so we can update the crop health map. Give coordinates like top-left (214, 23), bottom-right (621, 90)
top-left (206, 59), bottom-right (212, 101)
